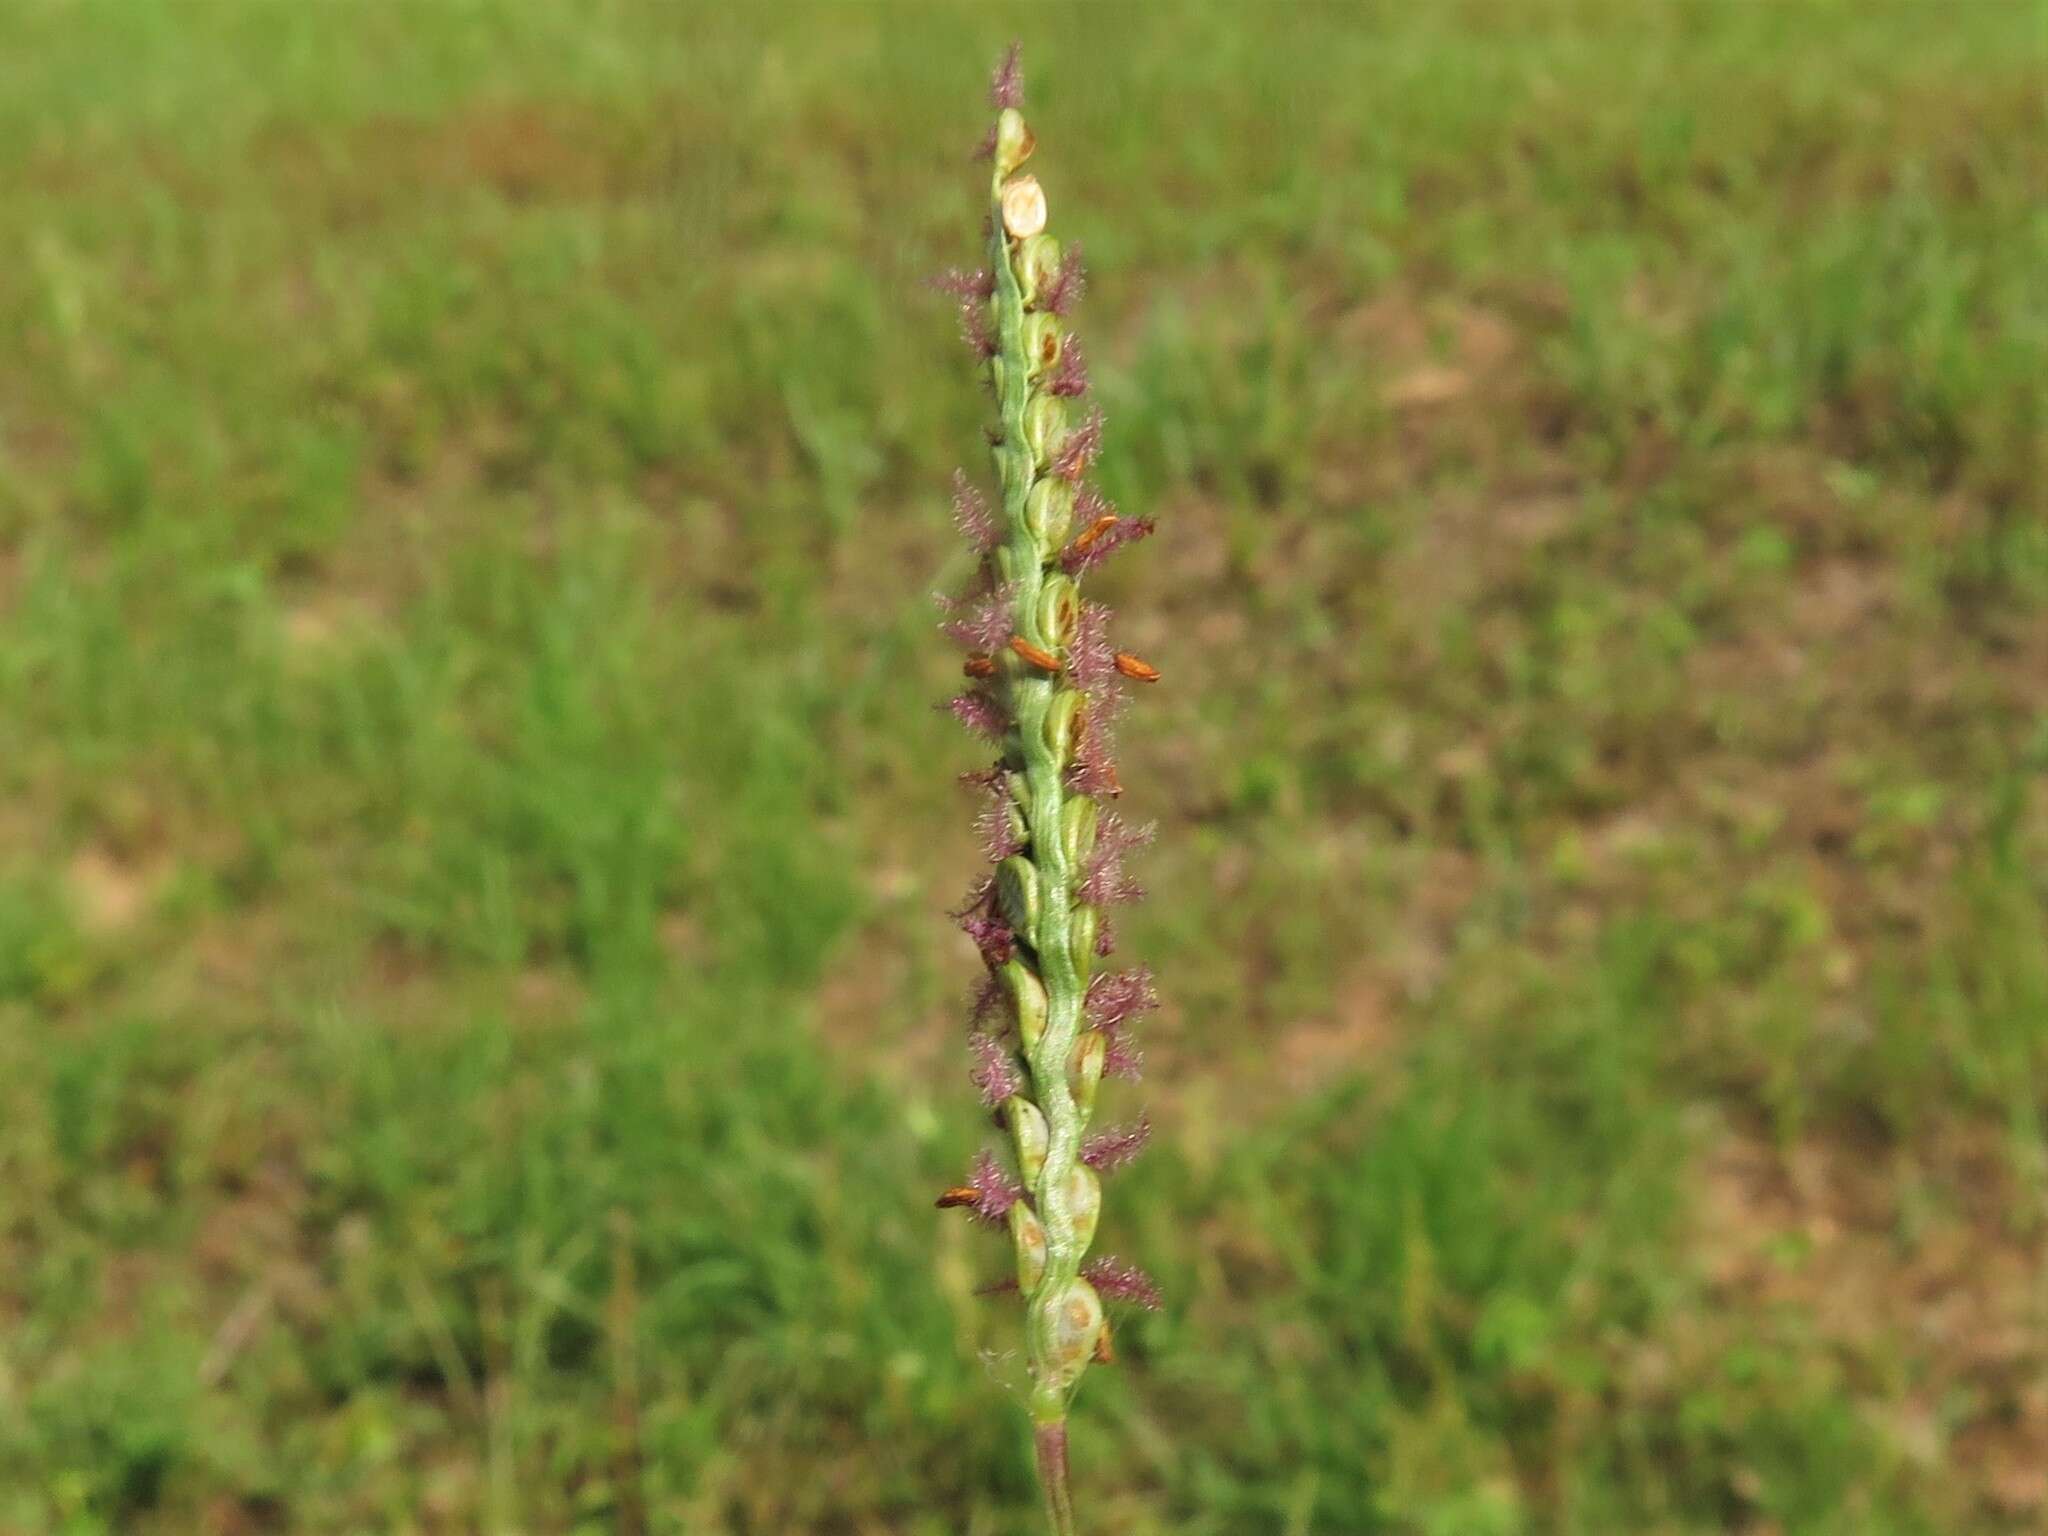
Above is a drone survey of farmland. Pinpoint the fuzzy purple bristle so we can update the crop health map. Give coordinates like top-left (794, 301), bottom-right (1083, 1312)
top-left (1082, 1255), bottom-right (1163, 1310)
top-left (1100, 1028), bottom-right (1144, 1080)
top-left (1086, 967), bottom-right (1159, 1030)
top-left (960, 911), bottom-right (1014, 968)
top-left (1066, 599), bottom-right (1118, 696)
top-left (969, 1031), bottom-right (1024, 1105)
top-left (1046, 337), bottom-right (1090, 398)
top-left (937, 581), bottom-right (1019, 652)
top-left (990, 43), bottom-right (1024, 110)
top-left (1062, 504), bottom-right (1157, 576)
top-left (1080, 815), bottom-right (1154, 907)
top-left (951, 470), bottom-right (1000, 553)
top-left (968, 971), bottom-right (1006, 1030)
top-left (975, 783), bottom-right (1027, 862)
top-left (1052, 407), bottom-right (1105, 481)
top-left (1040, 245), bottom-right (1086, 317)
top-left (945, 690), bottom-right (1009, 741)
top-left (930, 267), bottom-right (995, 300)
top-left (1081, 1114), bottom-right (1151, 1174)
top-left (963, 1146), bottom-right (1024, 1225)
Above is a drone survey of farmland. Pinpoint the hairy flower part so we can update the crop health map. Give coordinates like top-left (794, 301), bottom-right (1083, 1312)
top-left (1061, 506), bottom-right (1157, 577)
top-left (975, 780), bottom-right (1027, 861)
top-left (954, 1146), bottom-right (1023, 1226)
top-left (1085, 968), bottom-right (1155, 1082)
top-left (1066, 598), bottom-right (1120, 699)
top-left (969, 1031), bottom-right (1025, 1105)
top-left (1079, 816), bottom-right (1154, 907)
top-left (952, 469), bottom-right (1000, 552)
top-left (1080, 1115), bottom-right (1151, 1174)
top-left (1066, 750), bottom-right (1122, 801)
top-left (1045, 336), bottom-right (1090, 397)
top-left (1051, 406), bottom-right (1104, 481)
top-left (969, 970), bottom-right (1007, 1030)
top-left (958, 296), bottom-right (997, 358)
top-left (946, 690), bottom-right (1009, 742)
top-left (938, 581), bottom-right (1020, 652)
top-left (931, 268), bottom-right (998, 356)
top-left (989, 42), bottom-right (1024, 110)
top-left (1099, 1026), bottom-right (1144, 1081)
top-left (1087, 966), bottom-right (1159, 1031)
top-left (1038, 244), bottom-right (1087, 317)
top-left (960, 910), bottom-right (1015, 969)
top-left (953, 878), bottom-right (1016, 968)
top-left (1081, 1256), bottom-right (1162, 1311)
top-left (931, 267), bottom-right (995, 301)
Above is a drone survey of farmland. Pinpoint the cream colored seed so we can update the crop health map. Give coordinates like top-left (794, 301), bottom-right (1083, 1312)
top-left (1001, 175), bottom-right (1047, 238)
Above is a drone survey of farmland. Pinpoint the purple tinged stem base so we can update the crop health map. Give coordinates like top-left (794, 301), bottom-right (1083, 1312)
top-left (1034, 1420), bottom-right (1077, 1536)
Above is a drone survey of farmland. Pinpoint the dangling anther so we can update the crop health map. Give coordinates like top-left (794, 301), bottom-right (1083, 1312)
top-left (935, 1187), bottom-right (981, 1209)
top-left (1067, 514), bottom-right (1119, 556)
top-left (1113, 651), bottom-right (1160, 683)
top-left (963, 654), bottom-right (997, 678)
top-left (1009, 635), bottom-right (1062, 673)
top-left (1093, 1318), bottom-right (1115, 1364)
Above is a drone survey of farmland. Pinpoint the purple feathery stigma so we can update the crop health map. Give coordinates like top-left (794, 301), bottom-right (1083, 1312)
top-left (975, 783), bottom-right (1026, 862)
top-left (989, 43), bottom-right (1024, 110)
top-left (968, 971), bottom-right (1006, 1030)
top-left (1100, 1027), bottom-right (1144, 1080)
top-left (951, 469), bottom-right (1000, 552)
top-left (1080, 815), bottom-right (1153, 907)
top-left (1062, 499), bottom-right (1157, 576)
top-left (1046, 336), bottom-right (1090, 398)
top-left (959, 1146), bottom-right (1023, 1225)
top-left (1086, 966), bottom-right (1159, 1030)
top-left (969, 1032), bottom-right (1024, 1106)
top-left (1039, 245), bottom-right (1086, 316)
top-left (1081, 1114), bottom-right (1151, 1174)
top-left (937, 581), bottom-right (1018, 652)
top-left (1082, 1256), bottom-right (1162, 1310)
top-left (1051, 407), bottom-right (1104, 481)
top-left (1066, 599), bottom-right (1118, 696)
top-left (946, 690), bottom-right (1009, 741)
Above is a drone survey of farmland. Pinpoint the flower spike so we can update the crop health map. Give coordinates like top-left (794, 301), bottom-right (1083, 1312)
top-left (933, 49), bottom-right (1162, 1533)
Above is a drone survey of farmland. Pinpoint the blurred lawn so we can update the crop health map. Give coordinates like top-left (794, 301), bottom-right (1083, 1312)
top-left (1, 1), bottom-right (2045, 1532)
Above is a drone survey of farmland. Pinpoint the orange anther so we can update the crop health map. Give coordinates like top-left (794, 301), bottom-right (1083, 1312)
top-left (963, 654), bottom-right (997, 678)
top-left (935, 1188), bottom-right (981, 1210)
top-left (1113, 651), bottom-right (1160, 683)
top-left (1009, 635), bottom-right (1062, 672)
top-left (1068, 514), bottom-right (1118, 555)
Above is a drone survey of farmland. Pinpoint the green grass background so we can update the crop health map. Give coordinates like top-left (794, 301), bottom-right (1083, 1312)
top-left (2, 1), bottom-right (2045, 1531)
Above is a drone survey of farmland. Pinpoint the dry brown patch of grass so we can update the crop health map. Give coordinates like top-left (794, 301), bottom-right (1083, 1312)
top-left (1696, 1115), bottom-right (2048, 1524)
